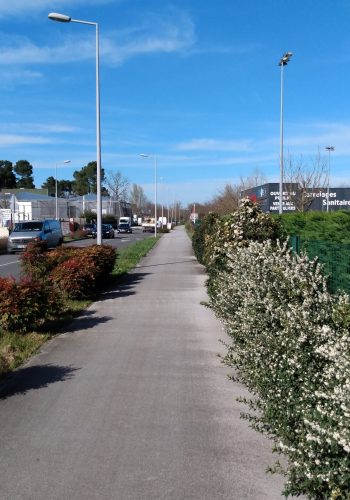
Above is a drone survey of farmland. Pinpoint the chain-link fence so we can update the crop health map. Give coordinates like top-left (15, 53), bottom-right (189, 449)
top-left (290, 235), bottom-right (350, 295)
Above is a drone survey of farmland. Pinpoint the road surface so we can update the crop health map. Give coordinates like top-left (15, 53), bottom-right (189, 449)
top-left (0, 227), bottom-right (152, 279)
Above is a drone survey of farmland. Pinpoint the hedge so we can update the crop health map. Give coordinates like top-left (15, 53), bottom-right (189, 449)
top-left (193, 199), bottom-right (350, 498)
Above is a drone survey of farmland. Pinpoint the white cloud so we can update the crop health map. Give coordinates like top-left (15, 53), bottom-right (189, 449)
top-left (0, 134), bottom-right (50, 146)
top-left (0, 68), bottom-right (43, 86)
top-left (0, 10), bottom-right (196, 66)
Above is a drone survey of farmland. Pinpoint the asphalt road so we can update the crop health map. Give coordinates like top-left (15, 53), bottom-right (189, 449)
top-left (0, 227), bottom-right (152, 279)
top-left (0, 226), bottom-right (290, 500)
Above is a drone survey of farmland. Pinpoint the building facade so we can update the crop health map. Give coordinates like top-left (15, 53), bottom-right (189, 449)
top-left (0, 190), bottom-right (132, 227)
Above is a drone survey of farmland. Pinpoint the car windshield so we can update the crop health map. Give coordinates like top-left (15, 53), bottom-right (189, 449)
top-left (13, 221), bottom-right (43, 232)
top-left (102, 225), bottom-right (111, 229)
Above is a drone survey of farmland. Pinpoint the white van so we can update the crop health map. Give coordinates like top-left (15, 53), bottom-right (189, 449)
top-left (7, 219), bottom-right (63, 253)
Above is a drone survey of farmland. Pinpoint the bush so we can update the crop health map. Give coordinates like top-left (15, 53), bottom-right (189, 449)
top-left (193, 199), bottom-right (350, 497)
top-left (0, 276), bottom-right (62, 332)
top-left (50, 255), bottom-right (96, 299)
top-left (21, 240), bottom-right (50, 279)
top-left (49, 245), bottom-right (117, 299)
top-left (192, 213), bottom-right (219, 265)
top-left (82, 244), bottom-right (117, 283)
top-left (208, 238), bottom-right (350, 498)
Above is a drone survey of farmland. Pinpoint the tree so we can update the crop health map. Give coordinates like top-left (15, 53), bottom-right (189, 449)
top-left (284, 152), bottom-right (328, 212)
top-left (14, 160), bottom-right (35, 188)
top-left (42, 177), bottom-right (75, 197)
top-left (0, 160), bottom-right (16, 189)
top-left (129, 183), bottom-right (149, 215)
top-left (72, 161), bottom-right (106, 195)
top-left (42, 176), bottom-right (56, 195)
top-left (209, 183), bottom-right (240, 215)
top-left (239, 168), bottom-right (267, 194)
top-left (105, 170), bottom-right (129, 202)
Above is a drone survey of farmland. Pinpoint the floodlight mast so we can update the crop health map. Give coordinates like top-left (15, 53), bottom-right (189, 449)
top-left (278, 51), bottom-right (293, 214)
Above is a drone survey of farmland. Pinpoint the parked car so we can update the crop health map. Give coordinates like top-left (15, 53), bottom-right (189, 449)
top-left (7, 219), bottom-right (63, 253)
top-left (117, 223), bottom-right (132, 234)
top-left (83, 223), bottom-right (97, 237)
top-left (92, 223), bottom-right (115, 239)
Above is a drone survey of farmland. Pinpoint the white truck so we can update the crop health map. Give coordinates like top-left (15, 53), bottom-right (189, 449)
top-left (141, 217), bottom-right (156, 233)
top-left (119, 216), bottom-right (132, 226)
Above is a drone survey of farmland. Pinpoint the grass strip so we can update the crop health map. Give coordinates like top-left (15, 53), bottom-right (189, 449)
top-left (112, 236), bottom-right (160, 279)
top-left (0, 236), bottom-right (160, 378)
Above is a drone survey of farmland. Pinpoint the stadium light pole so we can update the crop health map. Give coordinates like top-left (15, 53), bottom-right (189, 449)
top-left (55, 160), bottom-right (71, 219)
top-left (325, 146), bottom-right (335, 213)
top-left (48, 12), bottom-right (102, 244)
top-left (278, 51), bottom-right (293, 214)
top-left (140, 154), bottom-right (157, 237)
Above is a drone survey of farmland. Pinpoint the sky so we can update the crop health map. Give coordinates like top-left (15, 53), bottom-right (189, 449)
top-left (1, 0), bottom-right (350, 206)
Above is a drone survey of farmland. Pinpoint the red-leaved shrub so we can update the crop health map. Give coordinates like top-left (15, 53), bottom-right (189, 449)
top-left (0, 276), bottom-right (63, 332)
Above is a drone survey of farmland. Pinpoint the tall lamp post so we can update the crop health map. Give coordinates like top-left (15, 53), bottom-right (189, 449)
top-left (55, 160), bottom-right (71, 219)
top-left (325, 146), bottom-right (335, 213)
top-left (278, 51), bottom-right (293, 214)
top-left (48, 12), bottom-right (102, 244)
top-left (160, 177), bottom-right (164, 228)
top-left (140, 154), bottom-right (157, 237)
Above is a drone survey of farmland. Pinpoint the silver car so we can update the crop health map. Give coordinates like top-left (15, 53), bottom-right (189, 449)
top-left (7, 219), bottom-right (63, 253)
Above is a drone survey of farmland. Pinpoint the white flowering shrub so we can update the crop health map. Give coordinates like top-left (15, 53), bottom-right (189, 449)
top-left (206, 199), bottom-right (284, 272)
top-left (193, 201), bottom-right (350, 497)
top-left (208, 239), bottom-right (350, 498)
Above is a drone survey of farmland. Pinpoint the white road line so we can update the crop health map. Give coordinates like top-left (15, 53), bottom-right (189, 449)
top-left (0, 260), bottom-right (20, 267)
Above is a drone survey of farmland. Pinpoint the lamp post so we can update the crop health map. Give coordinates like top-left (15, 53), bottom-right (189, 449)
top-left (140, 154), bottom-right (157, 237)
top-left (48, 12), bottom-right (102, 244)
top-left (325, 146), bottom-right (335, 213)
top-left (278, 51), bottom-right (293, 214)
top-left (160, 177), bottom-right (164, 228)
top-left (55, 160), bottom-right (70, 219)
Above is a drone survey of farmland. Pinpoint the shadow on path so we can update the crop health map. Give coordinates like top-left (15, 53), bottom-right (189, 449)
top-left (98, 272), bottom-right (150, 301)
top-left (0, 364), bottom-right (80, 400)
top-left (65, 310), bottom-right (112, 332)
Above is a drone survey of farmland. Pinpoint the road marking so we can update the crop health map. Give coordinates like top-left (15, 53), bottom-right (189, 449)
top-left (0, 260), bottom-right (20, 267)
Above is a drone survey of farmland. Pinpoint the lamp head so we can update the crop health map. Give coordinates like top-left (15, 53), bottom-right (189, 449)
top-left (48, 12), bottom-right (71, 22)
top-left (279, 51), bottom-right (293, 66)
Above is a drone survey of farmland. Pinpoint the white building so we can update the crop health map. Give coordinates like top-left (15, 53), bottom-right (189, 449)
top-left (0, 190), bottom-right (132, 226)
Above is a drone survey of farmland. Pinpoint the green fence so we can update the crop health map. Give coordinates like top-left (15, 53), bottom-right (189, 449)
top-left (290, 236), bottom-right (350, 295)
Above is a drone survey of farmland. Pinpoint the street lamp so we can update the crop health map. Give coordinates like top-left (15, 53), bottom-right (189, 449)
top-left (55, 160), bottom-right (70, 219)
top-left (48, 12), bottom-right (102, 244)
top-left (140, 154), bottom-right (157, 237)
top-left (325, 146), bottom-right (335, 213)
top-left (278, 51), bottom-right (293, 214)
top-left (160, 177), bottom-right (164, 228)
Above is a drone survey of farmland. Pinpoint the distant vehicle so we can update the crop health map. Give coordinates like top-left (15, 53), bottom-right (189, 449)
top-left (119, 216), bottom-right (132, 226)
top-left (83, 223), bottom-right (96, 237)
top-left (7, 219), bottom-right (63, 253)
top-left (117, 223), bottom-right (132, 234)
top-left (142, 217), bottom-right (156, 233)
top-left (92, 223), bottom-right (115, 239)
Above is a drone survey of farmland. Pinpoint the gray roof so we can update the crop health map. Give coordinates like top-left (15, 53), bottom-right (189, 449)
top-left (15, 191), bottom-right (54, 202)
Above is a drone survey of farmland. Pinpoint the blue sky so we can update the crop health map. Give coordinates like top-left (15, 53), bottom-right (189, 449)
top-left (1, 0), bottom-right (350, 206)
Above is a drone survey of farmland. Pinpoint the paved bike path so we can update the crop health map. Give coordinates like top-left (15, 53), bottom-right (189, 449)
top-left (0, 226), bottom-right (288, 499)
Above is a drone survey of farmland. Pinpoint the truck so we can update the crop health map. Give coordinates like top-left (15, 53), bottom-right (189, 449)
top-left (141, 217), bottom-right (156, 233)
top-left (119, 216), bottom-right (132, 226)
